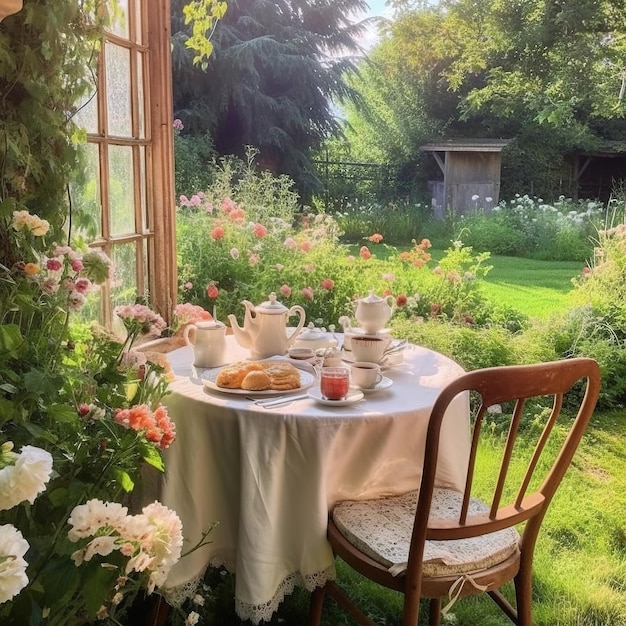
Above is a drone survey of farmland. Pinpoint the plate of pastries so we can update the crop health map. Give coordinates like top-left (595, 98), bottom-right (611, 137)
top-left (202, 357), bottom-right (316, 395)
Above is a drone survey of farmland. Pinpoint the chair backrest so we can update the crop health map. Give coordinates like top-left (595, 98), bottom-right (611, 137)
top-left (406, 357), bottom-right (600, 583)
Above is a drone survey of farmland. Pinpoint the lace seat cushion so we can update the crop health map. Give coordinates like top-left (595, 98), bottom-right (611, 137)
top-left (332, 488), bottom-right (520, 578)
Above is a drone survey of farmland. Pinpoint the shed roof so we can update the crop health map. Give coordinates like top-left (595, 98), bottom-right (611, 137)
top-left (420, 139), bottom-right (512, 153)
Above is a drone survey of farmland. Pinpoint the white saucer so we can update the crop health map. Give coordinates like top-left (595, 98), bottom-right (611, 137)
top-left (307, 387), bottom-right (364, 406)
top-left (352, 376), bottom-right (393, 394)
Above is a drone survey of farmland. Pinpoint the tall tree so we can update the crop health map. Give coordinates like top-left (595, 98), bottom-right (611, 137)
top-left (171, 0), bottom-right (371, 198)
top-left (342, 0), bottom-right (626, 199)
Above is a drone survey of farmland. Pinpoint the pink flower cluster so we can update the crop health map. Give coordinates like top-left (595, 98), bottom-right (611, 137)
top-left (39, 244), bottom-right (111, 311)
top-left (174, 303), bottom-right (212, 327)
top-left (179, 191), bottom-right (213, 213)
top-left (113, 404), bottom-right (175, 450)
top-left (68, 499), bottom-right (183, 594)
top-left (114, 304), bottom-right (167, 338)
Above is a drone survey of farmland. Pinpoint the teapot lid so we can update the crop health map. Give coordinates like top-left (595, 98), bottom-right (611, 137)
top-left (360, 290), bottom-right (385, 303)
top-left (257, 292), bottom-right (289, 315)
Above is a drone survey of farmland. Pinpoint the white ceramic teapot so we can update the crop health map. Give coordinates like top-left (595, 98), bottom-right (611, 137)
top-left (227, 292), bottom-right (306, 359)
top-left (183, 320), bottom-right (227, 368)
top-left (354, 291), bottom-right (396, 334)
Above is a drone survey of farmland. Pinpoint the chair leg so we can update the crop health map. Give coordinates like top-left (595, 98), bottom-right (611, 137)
top-left (428, 598), bottom-right (441, 626)
top-left (309, 585), bottom-right (326, 626)
top-left (514, 563), bottom-right (534, 626)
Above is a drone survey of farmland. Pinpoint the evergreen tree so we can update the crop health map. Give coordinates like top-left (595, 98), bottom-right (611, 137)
top-left (171, 0), bottom-right (371, 198)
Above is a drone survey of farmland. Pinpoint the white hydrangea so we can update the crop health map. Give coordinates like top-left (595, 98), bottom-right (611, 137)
top-left (0, 524), bottom-right (30, 603)
top-left (0, 445), bottom-right (53, 511)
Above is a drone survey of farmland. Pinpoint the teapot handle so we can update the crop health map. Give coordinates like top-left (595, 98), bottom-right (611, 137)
top-left (286, 305), bottom-right (306, 348)
top-left (385, 294), bottom-right (397, 317)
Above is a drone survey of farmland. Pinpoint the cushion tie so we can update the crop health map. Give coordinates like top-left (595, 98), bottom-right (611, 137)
top-left (441, 574), bottom-right (490, 616)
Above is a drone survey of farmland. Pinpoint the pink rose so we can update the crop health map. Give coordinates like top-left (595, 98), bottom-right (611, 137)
top-left (320, 278), bottom-right (334, 290)
top-left (359, 246), bottom-right (372, 260)
top-left (206, 283), bottom-right (219, 299)
top-left (283, 237), bottom-right (297, 249)
top-left (46, 258), bottom-right (63, 271)
top-left (300, 241), bottom-right (311, 252)
top-left (280, 284), bottom-right (292, 297)
top-left (302, 287), bottom-right (314, 300)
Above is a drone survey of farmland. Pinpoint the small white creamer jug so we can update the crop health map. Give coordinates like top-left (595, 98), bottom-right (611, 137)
top-left (183, 320), bottom-right (227, 368)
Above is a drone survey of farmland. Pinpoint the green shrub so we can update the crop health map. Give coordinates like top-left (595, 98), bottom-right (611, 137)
top-left (456, 195), bottom-right (603, 262)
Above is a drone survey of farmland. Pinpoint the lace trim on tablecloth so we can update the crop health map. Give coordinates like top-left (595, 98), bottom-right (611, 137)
top-left (235, 564), bottom-right (337, 625)
top-left (161, 553), bottom-right (235, 607)
top-left (162, 557), bottom-right (335, 624)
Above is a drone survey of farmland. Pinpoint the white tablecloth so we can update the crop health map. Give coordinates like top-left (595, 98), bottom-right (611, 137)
top-left (160, 338), bottom-right (470, 623)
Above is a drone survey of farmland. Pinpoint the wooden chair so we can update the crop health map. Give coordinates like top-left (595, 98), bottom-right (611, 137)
top-left (309, 357), bottom-right (601, 626)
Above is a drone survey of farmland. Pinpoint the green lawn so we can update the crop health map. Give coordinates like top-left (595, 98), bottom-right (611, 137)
top-left (480, 255), bottom-right (582, 319)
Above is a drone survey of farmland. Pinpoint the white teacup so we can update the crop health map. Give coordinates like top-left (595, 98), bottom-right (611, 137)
top-left (351, 362), bottom-right (383, 389)
top-left (350, 334), bottom-right (392, 364)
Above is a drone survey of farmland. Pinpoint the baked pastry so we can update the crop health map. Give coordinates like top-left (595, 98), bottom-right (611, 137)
top-left (216, 361), bottom-right (263, 388)
top-left (241, 370), bottom-right (272, 391)
top-left (215, 360), bottom-right (301, 390)
top-left (264, 362), bottom-right (301, 390)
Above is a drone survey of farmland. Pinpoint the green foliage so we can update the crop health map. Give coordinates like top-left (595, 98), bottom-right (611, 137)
top-left (0, 0), bottom-right (111, 232)
top-left (174, 131), bottom-right (217, 198)
top-left (455, 195), bottom-right (604, 261)
top-left (332, 199), bottom-right (437, 245)
top-left (182, 0), bottom-right (227, 69)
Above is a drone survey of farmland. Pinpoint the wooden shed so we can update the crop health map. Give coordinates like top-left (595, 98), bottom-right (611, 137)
top-left (421, 139), bottom-right (512, 217)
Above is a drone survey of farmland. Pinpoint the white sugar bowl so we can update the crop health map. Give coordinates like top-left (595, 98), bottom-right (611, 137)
top-left (292, 322), bottom-right (338, 352)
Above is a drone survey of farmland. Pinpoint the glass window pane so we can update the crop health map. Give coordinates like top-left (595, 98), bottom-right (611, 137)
top-left (105, 42), bottom-right (132, 137)
top-left (74, 90), bottom-right (98, 134)
top-left (110, 241), bottom-right (138, 335)
top-left (108, 145), bottom-right (136, 235)
top-left (109, 0), bottom-right (130, 39)
top-left (111, 242), bottom-right (138, 305)
top-left (137, 52), bottom-right (146, 139)
top-left (70, 143), bottom-right (102, 240)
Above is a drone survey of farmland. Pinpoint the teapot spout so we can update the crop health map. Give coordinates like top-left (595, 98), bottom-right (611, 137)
top-left (227, 313), bottom-right (251, 349)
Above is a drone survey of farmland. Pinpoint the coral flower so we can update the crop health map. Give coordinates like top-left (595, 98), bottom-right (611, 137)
top-left (582, 267), bottom-right (591, 276)
top-left (300, 241), bottom-right (311, 252)
top-left (302, 287), bottom-right (314, 300)
top-left (24, 263), bottom-right (40, 275)
top-left (206, 283), bottom-right (219, 300)
top-left (280, 284), bottom-right (292, 297)
top-left (320, 278), bottom-right (334, 290)
top-left (253, 223), bottom-right (268, 238)
top-left (230, 208), bottom-right (245, 222)
top-left (359, 246), bottom-right (372, 260)
top-left (396, 294), bottom-right (408, 307)
top-left (211, 226), bottom-right (225, 240)
top-left (368, 233), bottom-right (383, 243)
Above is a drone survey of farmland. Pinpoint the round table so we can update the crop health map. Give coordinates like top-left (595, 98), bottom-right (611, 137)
top-left (160, 337), bottom-right (470, 624)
